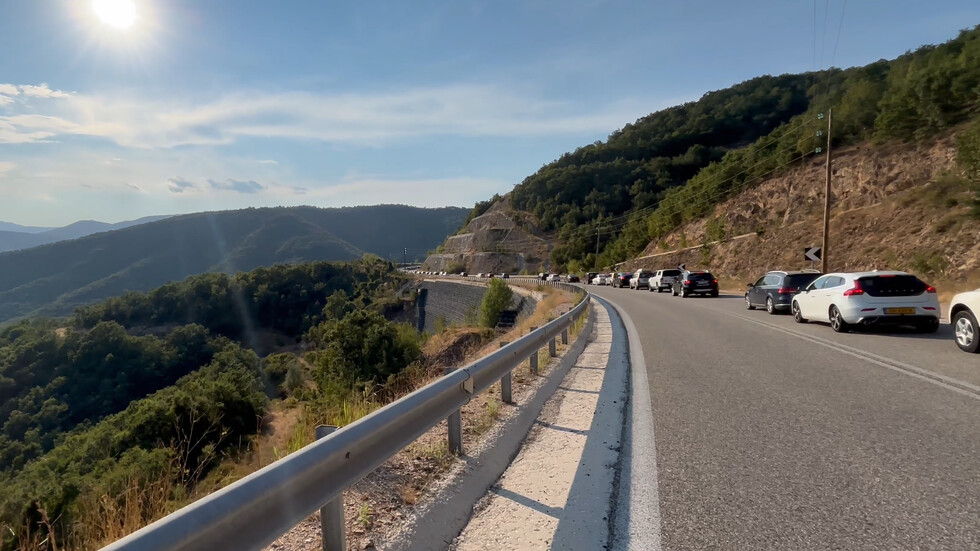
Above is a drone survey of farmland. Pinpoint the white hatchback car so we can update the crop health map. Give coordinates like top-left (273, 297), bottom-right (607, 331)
top-left (950, 288), bottom-right (980, 353)
top-left (791, 271), bottom-right (940, 333)
top-left (591, 274), bottom-right (609, 285)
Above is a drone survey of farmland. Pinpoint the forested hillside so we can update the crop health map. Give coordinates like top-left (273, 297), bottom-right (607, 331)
top-left (481, 26), bottom-right (980, 270)
top-left (0, 205), bottom-right (466, 323)
top-left (0, 258), bottom-right (422, 551)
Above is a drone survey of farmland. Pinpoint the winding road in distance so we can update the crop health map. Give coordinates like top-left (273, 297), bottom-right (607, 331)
top-left (591, 284), bottom-right (980, 550)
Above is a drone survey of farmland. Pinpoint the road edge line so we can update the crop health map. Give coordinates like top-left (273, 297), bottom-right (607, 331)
top-left (596, 295), bottom-right (665, 551)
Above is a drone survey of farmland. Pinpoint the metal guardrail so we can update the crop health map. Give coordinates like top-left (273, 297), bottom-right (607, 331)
top-left (101, 284), bottom-right (590, 551)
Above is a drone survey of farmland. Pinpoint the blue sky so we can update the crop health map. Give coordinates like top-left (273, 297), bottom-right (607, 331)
top-left (1, 0), bottom-right (978, 226)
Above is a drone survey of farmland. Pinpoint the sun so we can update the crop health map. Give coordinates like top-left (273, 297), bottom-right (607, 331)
top-left (92, 0), bottom-right (136, 29)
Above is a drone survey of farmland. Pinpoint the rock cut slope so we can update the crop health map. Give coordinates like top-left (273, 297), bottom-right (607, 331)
top-left (424, 197), bottom-right (555, 274)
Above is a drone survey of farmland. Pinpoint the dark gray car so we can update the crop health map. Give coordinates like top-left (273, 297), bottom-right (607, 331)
top-left (745, 270), bottom-right (822, 314)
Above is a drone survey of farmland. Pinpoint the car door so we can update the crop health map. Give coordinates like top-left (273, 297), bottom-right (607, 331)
top-left (761, 274), bottom-right (782, 305)
top-left (812, 276), bottom-right (845, 320)
top-left (748, 275), bottom-right (766, 305)
top-left (797, 275), bottom-right (829, 320)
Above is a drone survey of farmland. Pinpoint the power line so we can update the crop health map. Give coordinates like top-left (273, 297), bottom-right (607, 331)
top-left (830, 0), bottom-right (848, 69)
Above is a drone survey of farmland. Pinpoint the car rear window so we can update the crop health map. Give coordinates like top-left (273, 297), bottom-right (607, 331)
top-left (687, 272), bottom-right (715, 282)
top-left (639, 271), bottom-right (654, 277)
top-left (785, 274), bottom-right (821, 288)
top-left (663, 270), bottom-right (681, 276)
top-left (858, 275), bottom-right (927, 297)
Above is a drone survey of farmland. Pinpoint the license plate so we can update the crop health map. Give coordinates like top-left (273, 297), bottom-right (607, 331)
top-left (697, 282), bottom-right (709, 286)
top-left (884, 307), bottom-right (915, 315)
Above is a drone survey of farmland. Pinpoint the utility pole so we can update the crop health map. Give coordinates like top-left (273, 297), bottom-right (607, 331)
top-left (821, 108), bottom-right (833, 274)
top-left (594, 225), bottom-right (601, 271)
top-left (403, 247), bottom-right (407, 266)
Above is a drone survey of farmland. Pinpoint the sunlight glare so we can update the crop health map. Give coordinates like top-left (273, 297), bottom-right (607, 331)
top-left (93, 0), bottom-right (136, 29)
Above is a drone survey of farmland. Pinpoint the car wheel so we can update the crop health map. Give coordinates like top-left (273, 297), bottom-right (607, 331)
top-left (917, 318), bottom-right (940, 334)
top-left (953, 310), bottom-right (979, 353)
top-left (681, 290), bottom-right (689, 298)
top-left (745, 294), bottom-right (755, 309)
top-left (710, 290), bottom-right (718, 297)
top-left (766, 297), bottom-right (776, 315)
top-left (829, 306), bottom-right (850, 333)
top-left (656, 287), bottom-right (662, 293)
top-left (793, 301), bottom-right (807, 323)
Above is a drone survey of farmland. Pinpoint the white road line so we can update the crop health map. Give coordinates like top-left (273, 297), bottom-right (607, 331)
top-left (597, 296), bottom-right (664, 551)
top-left (721, 309), bottom-right (980, 400)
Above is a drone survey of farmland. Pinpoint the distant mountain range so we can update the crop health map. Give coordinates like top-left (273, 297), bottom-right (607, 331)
top-left (0, 216), bottom-right (172, 252)
top-left (0, 205), bottom-right (467, 323)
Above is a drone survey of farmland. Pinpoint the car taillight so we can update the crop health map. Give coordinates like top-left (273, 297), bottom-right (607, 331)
top-left (712, 279), bottom-right (718, 284)
top-left (925, 285), bottom-right (936, 293)
top-left (842, 281), bottom-right (864, 297)
top-left (684, 280), bottom-right (691, 285)
top-left (777, 287), bottom-right (797, 294)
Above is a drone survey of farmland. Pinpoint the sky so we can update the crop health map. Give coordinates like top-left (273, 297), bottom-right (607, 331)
top-left (1, 1), bottom-right (978, 227)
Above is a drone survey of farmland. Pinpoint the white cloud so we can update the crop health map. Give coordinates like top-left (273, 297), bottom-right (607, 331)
top-left (0, 84), bottom-right (19, 96)
top-left (0, 82), bottom-right (651, 148)
top-left (0, 114), bottom-right (76, 144)
top-left (19, 84), bottom-right (70, 99)
top-left (0, 96), bottom-right (13, 107)
top-left (256, 159), bottom-right (278, 165)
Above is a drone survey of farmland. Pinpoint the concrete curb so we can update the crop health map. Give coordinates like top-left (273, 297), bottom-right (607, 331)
top-left (385, 302), bottom-right (597, 551)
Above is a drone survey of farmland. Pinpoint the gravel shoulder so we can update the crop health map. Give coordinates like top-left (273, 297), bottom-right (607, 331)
top-left (451, 300), bottom-right (628, 551)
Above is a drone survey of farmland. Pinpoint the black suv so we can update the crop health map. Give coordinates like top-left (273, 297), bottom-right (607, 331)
top-left (745, 270), bottom-right (822, 314)
top-left (672, 271), bottom-right (718, 297)
top-left (612, 273), bottom-right (632, 288)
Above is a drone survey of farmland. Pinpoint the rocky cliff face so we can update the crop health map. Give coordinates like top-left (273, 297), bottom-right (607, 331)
top-left (423, 197), bottom-right (554, 274)
top-left (620, 134), bottom-right (980, 288)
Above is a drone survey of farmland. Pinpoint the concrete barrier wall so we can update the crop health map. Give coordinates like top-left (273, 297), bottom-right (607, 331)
top-left (419, 281), bottom-right (487, 332)
top-left (415, 280), bottom-right (538, 333)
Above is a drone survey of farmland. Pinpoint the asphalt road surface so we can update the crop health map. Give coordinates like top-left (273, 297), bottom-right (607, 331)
top-left (590, 284), bottom-right (980, 551)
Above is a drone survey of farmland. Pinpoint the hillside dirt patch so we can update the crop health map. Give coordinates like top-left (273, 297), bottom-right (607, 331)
top-left (619, 134), bottom-right (980, 295)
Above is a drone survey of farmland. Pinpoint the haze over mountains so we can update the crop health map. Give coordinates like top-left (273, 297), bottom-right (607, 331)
top-left (0, 216), bottom-right (172, 253)
top-left (0, 205), bottom-right (467, 323)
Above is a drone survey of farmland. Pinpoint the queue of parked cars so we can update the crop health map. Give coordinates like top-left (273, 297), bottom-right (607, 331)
top-left (579, 264), bottom-right (976, 354)
top-left (421, 265), bottom-right (975, 355)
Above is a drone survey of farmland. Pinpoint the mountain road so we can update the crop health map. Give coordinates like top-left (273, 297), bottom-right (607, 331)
top-left (589, 284), bottom-right (980, 550)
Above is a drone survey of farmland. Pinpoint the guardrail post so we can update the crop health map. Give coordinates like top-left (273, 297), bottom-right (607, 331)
top-left (561, 327), bottom-right (569, 345)
top-left (315, 425), bottom-right (346, 551)
top-left (528, 327), bottom-right (539, 375)
top-left (549, 336), bottom-right (557, 357)
top-left (498, 342), bottom-right (513, 403)
top-left (444, 367), bottom-right (463, 455)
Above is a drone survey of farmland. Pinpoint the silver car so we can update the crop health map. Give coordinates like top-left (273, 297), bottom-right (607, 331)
top-left (630, 269), bottom-right (655, 290)
top-left (649, 269), bottom-right (682, 293)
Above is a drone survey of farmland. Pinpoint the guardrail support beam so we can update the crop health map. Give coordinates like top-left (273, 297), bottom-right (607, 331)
top-left (315, 425), bottom-right (346, 551)
top-left (528, 328), bottom-right (539, 375)
top-left (498, 342), bottom-right (513, 403)
top-left (445, 367), bottom-right (463, 455)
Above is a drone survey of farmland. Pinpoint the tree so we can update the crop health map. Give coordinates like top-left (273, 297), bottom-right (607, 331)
top-left (480, 279), bottom-right (514, 328)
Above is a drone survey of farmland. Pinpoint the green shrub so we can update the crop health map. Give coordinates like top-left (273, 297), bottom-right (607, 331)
top-left (480, 279), bottom-right (514, 328)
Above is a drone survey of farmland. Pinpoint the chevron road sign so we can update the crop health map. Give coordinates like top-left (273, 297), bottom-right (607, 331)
top-left (804, 247), bottom-right (822, 262)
